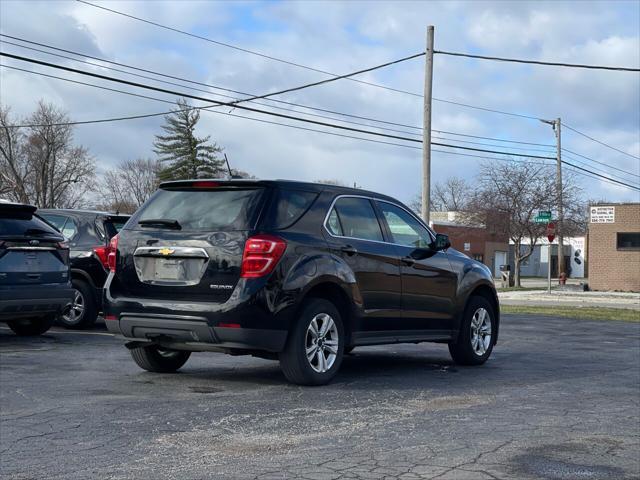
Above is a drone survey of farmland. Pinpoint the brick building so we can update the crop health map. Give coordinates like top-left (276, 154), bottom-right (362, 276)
top-left (588, 203), bottom-right (640, 292)
top-left (430, 212), bottom-right (509, 278)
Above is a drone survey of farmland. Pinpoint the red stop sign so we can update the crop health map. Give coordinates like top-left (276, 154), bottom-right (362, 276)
top-left (547, 222), bottom-right (556, 243)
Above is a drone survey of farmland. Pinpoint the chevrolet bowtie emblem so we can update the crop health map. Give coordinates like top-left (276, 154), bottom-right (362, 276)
top-left (158, 248), bottom-right (175, 256)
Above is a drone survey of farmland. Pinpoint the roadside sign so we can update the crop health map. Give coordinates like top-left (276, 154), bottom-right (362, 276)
top-left (590, 206), bottom-right (615, 223)
top-left (546, 222), bottom-right (556, 243)
top-left (534, 210), bottom-right (552, 223)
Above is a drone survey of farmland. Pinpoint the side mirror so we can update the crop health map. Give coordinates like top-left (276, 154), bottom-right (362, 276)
top-left (431, 233), bottom-right (451, 251)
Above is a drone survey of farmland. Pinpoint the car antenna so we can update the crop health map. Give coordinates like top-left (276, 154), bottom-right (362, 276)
top-left (224, 153), bottom-right (244, 179)
top-left (224, 153), bottom-right (233, 179)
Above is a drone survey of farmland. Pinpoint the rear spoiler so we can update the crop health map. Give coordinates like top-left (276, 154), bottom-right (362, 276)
top-left (0, 202), bottom-right (37, 215)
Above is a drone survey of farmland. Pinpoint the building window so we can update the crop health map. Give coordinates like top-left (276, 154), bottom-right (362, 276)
top-left (617, 232), bottom-right (640, 250)
top-left (473, 254), bottom-right (484, 262)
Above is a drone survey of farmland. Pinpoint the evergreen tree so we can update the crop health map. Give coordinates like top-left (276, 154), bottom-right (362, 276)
top-left (153, 98), bottom-right (224, 181)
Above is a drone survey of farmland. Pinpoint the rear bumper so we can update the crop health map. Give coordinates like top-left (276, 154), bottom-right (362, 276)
top-left (105, 313), bottom-right (287, 352)
top-left (104, 275), bottom-right (293, 352)
top-left (0, 284), bottom-right (74, 320)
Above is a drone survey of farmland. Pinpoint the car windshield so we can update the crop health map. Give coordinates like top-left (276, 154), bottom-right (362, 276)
top-left (133, 188), bottom-right (265, 231)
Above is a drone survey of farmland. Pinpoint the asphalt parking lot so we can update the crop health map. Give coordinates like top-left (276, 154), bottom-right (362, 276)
top-left (1, 315), bottom-right (639, 480)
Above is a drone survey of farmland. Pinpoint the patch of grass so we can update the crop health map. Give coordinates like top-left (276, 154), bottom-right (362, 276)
top-left (497, 286), bottom-right (549, 292)
top-left (501, 305), bottom-right (640, 322)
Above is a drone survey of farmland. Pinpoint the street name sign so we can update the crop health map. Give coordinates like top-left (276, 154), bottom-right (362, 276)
top-left (534, 210), bottom-right (552, 223)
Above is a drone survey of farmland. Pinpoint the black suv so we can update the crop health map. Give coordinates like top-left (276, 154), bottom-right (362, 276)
top-left (38, 209), bottom-right (129, 328)
top-left (0, 202), bottom-right (73, 335)
top-left (105, 180), bottom-right (499, 385)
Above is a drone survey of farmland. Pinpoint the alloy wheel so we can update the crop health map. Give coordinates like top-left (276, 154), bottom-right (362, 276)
top-left (61, 289), bottom-right (85, 325)
top-left (305, 313), bottom-right (339, 373)
top-left (470, 307), bottom-right (492, 356)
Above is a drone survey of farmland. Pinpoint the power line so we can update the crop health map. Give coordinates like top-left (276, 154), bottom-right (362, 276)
top-left (5, 63), bottom-right (637, 193)
top-left (7, 34), bottom-right (570, 147)
top-left (435, 50), bottom-right (640, 72)
top-left (0, 34), bottom-right (425, 132)
top-left (75, 0), bottom-right (425, 98)
top-left (562, 151), bottom-right (640, 184)
top-left (0, 52), bottom-right (558, 161)
top-left (0, 51), bottom-right (430, 143)
top-left (0, 64), bottom-right (424, 152)
top-left (561, 160), bottom-right (640, 191)
top-left (0, 33), bottom-right (548, 126)
top-left (4, 39), bottom-right (563, 153)
top-left (563, 123), bottom-right (640, 161)
top-left (434, 129), bottom-right (553, 147)
top-left (69, 1), bottom-right (556, 122)
top-left (433, 135), bottom-right (555, 154)
top-left (562, 148), bottom-right (640, 178)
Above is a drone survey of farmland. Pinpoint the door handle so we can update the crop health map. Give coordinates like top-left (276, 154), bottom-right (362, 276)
top-left (401, 256), bottom-right (416, 266)
top-left (340, 245), bottom-right (358, 256)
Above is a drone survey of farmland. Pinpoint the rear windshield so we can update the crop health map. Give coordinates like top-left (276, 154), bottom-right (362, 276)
top-left (133, 188), bottom-right (265, 231)
top-left (0, 212), bottom-right (61, 238)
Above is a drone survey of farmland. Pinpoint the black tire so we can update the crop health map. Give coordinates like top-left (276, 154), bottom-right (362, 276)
top-left (279, 298), bottom-right (345, 386)
top-left (130, 345), bottom-right (191, 373)
top-left (7, 315), bottom-right (55, 336)
top-left (58, 279), bottom-right (97, 329)
top-left (449, 296), bottom-right (496, 366)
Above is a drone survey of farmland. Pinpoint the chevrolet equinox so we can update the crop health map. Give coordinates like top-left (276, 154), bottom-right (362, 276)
top-left (104, 180), bottom-right (499, 385)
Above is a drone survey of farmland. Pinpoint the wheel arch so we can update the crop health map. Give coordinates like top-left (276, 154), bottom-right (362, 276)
top-left (465, 283), bottom-right (500, 344)
top-left (70, 268), bottom-right (96, 289)
top-left (295, 281), bottom-right (355, 347)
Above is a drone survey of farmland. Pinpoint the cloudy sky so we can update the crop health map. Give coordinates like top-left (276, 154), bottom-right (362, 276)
top-left (1, 0), bottom-right (639, 206)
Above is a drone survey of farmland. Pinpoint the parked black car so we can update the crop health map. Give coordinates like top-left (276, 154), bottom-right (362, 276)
top-left (104, 180), bottom-right (499, 385)
top-left (0, 202), bottom-right (73, 335)
top-left (38, 209), bottom-right (130, 328)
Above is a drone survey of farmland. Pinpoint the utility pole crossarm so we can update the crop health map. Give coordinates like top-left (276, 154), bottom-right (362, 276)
top-left (421, 25), bottom-right (435, 224)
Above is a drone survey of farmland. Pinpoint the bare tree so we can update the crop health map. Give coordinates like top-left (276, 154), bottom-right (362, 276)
top-left (409, 177), bottom-right (471, 215)
top-left (0, 106), bottom-right (30, 202)
top-left (432, 177), bottom-right (471, 211)
top-left (0, 102), bottom-right (95, 207)
top-left (97, 158), bottom-right (161, 213)
top-left (465, 161), bottom-right (582, 287)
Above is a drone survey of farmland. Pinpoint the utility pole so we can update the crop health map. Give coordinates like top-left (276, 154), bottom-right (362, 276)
top-left (554, 118), bottom-right (564, 278)
top-left (421, 25), bottom-right (435, 224)
top-left (541, 117), bottom-right (564, 279)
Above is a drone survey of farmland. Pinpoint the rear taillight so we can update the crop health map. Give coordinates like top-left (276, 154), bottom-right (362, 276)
top-left (107, 234), bottom-right (119, 272)
top-left (93, 245), bottom-right (109, 269)
top-left (240, 235), bottom-right (286, 278)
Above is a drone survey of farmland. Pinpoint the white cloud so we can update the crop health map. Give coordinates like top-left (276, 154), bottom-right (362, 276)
top-left (1, 0), bottom-right (638, 205)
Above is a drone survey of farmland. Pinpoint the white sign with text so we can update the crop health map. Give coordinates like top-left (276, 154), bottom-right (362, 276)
top-left (590, 206), bottom-right (615, 223)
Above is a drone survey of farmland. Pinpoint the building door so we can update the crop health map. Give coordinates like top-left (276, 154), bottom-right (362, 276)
top-left (494, 251), bottom-right (507, 277)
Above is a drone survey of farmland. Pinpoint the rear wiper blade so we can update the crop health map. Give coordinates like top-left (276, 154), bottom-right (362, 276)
top-left (138, 218), bottom-right (182, 230)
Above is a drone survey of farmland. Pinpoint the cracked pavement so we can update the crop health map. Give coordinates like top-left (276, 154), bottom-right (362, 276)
top-left (1, 315), bottom-right (639, 479)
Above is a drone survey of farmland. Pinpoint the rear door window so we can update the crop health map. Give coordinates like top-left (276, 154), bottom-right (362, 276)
top-left (133, 188), bottom-right (265, 231)
top-left (328, 197), bottom-right (383, 242)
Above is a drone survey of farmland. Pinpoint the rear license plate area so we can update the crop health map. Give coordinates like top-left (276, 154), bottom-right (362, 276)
top-left (154, 259), bottom-right (184, 281)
